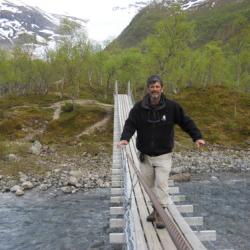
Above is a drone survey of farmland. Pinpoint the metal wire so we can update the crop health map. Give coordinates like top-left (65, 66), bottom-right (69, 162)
top-left (116, 92), bottom-right (137, 250)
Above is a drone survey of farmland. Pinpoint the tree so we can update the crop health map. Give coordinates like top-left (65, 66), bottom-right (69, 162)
top-left (50, 17), bottom-right (89, 100)
top-left (226, 15), bottom-right (250, 89)
top-left (201, 42), bottom-right (228, 87)
top-left (141, 5), bottom-right (195, 92)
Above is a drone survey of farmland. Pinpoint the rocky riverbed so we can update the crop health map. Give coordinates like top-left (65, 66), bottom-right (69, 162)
top-left (0, 141), bottom-right (249, 196)
top-left (0, 141), bottom-right (112, 196)
top-left (172, 147), bottom-right (250, 174)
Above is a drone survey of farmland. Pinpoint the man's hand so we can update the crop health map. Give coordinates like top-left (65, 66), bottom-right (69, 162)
top-left (195, 139), bottom-right (205, 149)
top-left (117, 140), bottom-right (129, 148)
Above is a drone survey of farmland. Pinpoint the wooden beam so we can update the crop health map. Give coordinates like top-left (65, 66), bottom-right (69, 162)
top-left (110, 196), bottom-right (123, 204)
top-left (171, 195), bottom-right (186, 202)
top-left (112, 181), bottom-right (123, 187)
top-left (194, 230), bottom-right (216, 241)
top-left (112, 169), bottom-right (122, 175)
top-left (169, 186), bottom-right (179, 194)
top-left (110, 206), bottom-right (124, 215)
top-left (111, 188), bottom-right (123, 195)
top-left (112, 175), bottom-right (122, 181)
top-left (110, 233), bottom-right (125, 244)
top-left (184, 217), bottom-right (203, 226)
top-left (176, 205), bottom-right (193, 213)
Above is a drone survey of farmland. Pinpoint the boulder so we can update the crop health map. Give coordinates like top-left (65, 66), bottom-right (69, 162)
top-left (7, 154), bottom-right (19, 161)
top-left (67, 176), bottom-right (81, 187)
top-left (61, 186), bottom-right (72, 194)
top-left (16, 188), bottom-right (24, 196)
top-left (69, 170), bottom-right (82, 178)
top-left (19, 172), bottom-right (28, 182)
top-left (30, 140), bottom-right (42, 155)
top-left (22, 181), bottom-right (34, 190)
top-left (10, 185), bottom-right (21, 192)
top-left (39, 184), bottom-right (49, 191)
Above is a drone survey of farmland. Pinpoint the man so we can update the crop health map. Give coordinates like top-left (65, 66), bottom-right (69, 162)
top-left (118, 75), bottom-right (205, 229)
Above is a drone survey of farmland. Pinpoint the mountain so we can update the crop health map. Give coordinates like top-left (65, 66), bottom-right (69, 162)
top-left (111, 0), bottom-right (249, 48)
top-left (0, 0), bottom-right (86, 56)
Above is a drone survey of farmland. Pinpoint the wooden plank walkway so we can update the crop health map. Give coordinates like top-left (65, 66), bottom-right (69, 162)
top-left (110, 92), bottom-right (216, 249)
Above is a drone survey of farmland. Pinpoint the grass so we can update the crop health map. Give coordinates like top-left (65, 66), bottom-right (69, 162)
top-left (0, 141), bottom-right (30, 158)
top-left (0, 105), bottom-right (52, 140)
top-left (171, 86), bottom-right (250, 148)
top-left (77, 113), bottom-right (114, 155)
top-left (41, 104), bottom-right (110, 145)
top-left (0, 157), bottom-right (49, 178)
top-left (0, 94), bottom-right (61, 109)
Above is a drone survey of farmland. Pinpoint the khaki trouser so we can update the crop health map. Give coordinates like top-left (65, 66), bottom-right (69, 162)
top-left (139, 152), bottom-right (172, 207)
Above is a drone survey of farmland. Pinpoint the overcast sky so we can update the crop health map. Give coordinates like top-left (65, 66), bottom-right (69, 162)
top-left (20, 0), bottom-right (146, 42)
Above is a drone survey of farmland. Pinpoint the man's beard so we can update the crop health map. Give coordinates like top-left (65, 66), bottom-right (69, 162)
top-left (150, 92), bottom-right (161, 103)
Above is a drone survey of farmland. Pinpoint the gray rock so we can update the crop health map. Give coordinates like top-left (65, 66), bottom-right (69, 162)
top-left (30, 140), bottom-right (42, 155)
top-left (22, 181), bottom-right (34, 190)
top-left (16, 188), bottom-right (24, 196)
top-left (10, 185), bottom-right (21, 192)
top-left (53, 169), bottom-right (61, 174)
top-left (71, 188), bottom-right (79, 194)
top-left (61, 186), bottom-right (72, 194)
top-left (40, 184), bottom-right (49, 191)
top-left (7, 154), bottom-right (19, 161)
top-left (19, 172), bottom-right (28, 182)
top-left (69, 170), bottom-right (82, 178)
top-left (67, 176), bottom-right (79, 187)
top-left (211, 176), bottom-right (219, 181)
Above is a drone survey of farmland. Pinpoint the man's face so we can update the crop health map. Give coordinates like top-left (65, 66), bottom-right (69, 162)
top-left (147, 81), bottom-right (163, 100)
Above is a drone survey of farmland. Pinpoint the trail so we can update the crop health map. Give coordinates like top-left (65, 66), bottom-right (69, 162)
top-left (51, 99), bottom-right (113, 121)
top-left (76, 113), bottom-right (111, 138)
top-left (50, 99), bottom-right (113, 137)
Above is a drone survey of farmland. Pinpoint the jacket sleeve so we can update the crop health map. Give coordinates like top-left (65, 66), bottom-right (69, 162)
top-left (174, 103), bottom-right (202, 141)
top-left (120, 106), bottom-right (137, 142)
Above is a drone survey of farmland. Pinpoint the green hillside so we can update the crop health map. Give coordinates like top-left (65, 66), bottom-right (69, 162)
top-left (111, 0), bottom-right (250, 49)
top-left (172, 86), bottom-right (250, 148)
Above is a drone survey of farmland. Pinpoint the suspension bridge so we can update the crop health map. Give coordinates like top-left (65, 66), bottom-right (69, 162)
top-left (109, 83), bottom-right (216, 250)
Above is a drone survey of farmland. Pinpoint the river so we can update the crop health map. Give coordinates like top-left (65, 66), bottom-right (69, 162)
top-left (178, 172), bottom-right (250, 250)
top-left (0, 173), bottom-right (249, 250)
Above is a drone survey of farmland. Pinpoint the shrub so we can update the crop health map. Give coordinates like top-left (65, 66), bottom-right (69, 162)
top-left (61, 102), bottom-right (74, 112)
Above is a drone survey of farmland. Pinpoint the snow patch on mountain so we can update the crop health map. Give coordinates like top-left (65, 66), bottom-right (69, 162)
top-left (182, 0), bottom-right (209, 10)
top-left (152, 0), bottom-right (214, 10)
top-left (0, 0), bottom-right (86, 57)
top-left (0, 3), bottom-right (21, 12)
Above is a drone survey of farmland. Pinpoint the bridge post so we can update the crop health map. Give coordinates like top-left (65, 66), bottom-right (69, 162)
top-left (127, 80), bottom-right (131, 96)
top-left (115, 80), bottom-right (118, 95)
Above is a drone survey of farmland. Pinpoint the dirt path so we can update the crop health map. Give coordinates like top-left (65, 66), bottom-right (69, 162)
top-left (51, 99), bottom-right (113, 121)
top-left (76, 113), bottom-right (111, 138)
top-left (50, 99), bottom-right (113, 137)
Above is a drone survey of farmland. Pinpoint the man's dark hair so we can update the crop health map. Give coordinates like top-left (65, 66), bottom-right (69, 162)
top-left (147, 75), bottom-right (163, 87)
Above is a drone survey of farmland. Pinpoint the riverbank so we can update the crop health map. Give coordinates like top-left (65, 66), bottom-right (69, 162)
top-left (0, 148), bottom-right (112, 195)
top-left (0, 146), bottom-right (249, 196)
top-left (172, 147), bottom-right (250, 173)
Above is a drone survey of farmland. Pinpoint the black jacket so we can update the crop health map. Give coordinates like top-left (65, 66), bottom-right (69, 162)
top-left (120, 94), bottom-right (202, 156)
